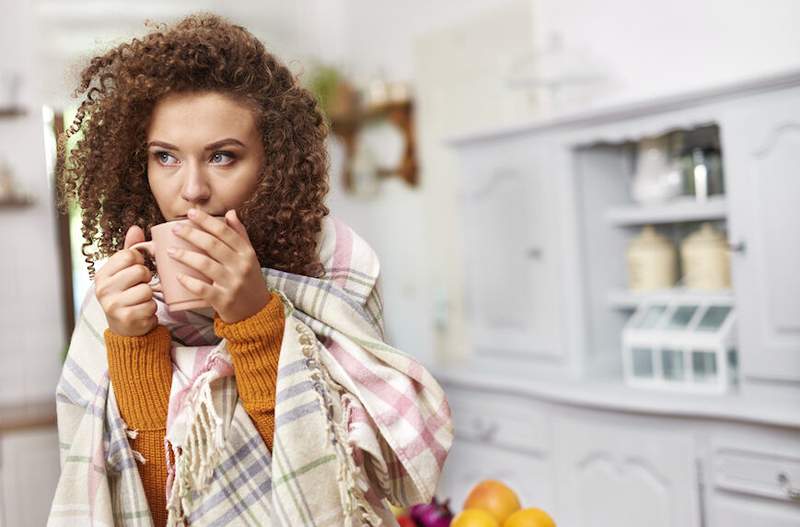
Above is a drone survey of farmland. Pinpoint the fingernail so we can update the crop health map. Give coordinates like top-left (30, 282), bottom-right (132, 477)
top-left (167, 247), bottom-right (176, 256)
top-left (187, 209), bottom-right (198, 218)
top-left (172, 224), bottom-right (182, 233)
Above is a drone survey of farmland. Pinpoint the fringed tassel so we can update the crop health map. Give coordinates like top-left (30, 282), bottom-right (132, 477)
top-left (296, 323), bottom-right (383, 527)
top-left (123, 426), bottom-right (147, 464)
top-left (164, 357), bottom-right (226, 527)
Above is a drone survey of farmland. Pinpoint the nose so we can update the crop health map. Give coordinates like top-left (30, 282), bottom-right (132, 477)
top-left (180, 161), bottom-right (211, 205)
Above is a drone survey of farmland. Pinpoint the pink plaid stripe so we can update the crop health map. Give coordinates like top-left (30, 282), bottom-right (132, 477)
top-left (327, 340), bottom-right (451, 471)
top-left (331, 217), bottom-right (354, 288)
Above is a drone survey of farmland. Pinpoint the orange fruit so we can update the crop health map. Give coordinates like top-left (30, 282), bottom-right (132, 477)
top-left (463, 480), bottom-right (521, 524)
top-left (503, 507), bottom-right (556, 527)
top-left (452, 508), bottom-right (500, 527)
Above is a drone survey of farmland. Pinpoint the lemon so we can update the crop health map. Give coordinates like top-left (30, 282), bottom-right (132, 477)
top-left (503, 507), bottom-right (556, 527)
top-left (452, 508), bottom-right (501, 527)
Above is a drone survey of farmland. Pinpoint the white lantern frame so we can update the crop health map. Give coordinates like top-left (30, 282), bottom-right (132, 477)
top-left (622, 292), bottom-right (737, 394)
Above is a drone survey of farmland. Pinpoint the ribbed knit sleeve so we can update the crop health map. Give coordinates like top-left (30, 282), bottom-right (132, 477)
top-left (214, 291), bottom-right (285, 452)
top-left (104, 324), bottom-right (173, 527)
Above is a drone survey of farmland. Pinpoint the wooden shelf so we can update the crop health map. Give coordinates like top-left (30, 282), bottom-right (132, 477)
top-left (0, 195), bottom-right (35, 208)
top-left (0, 398), bottom-right (56, 432)
top-left (608, 287), bottom-right (734, 310)
top-left (605, 195), bottom-right (727, 226)
top-left (0, 107), bottom-right (26, 118)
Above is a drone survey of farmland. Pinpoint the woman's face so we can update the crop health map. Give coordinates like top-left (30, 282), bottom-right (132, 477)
top-left (146, 91), bottom-right (265, 220)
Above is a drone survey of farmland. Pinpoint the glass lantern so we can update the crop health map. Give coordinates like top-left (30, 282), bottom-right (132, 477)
top-left (622, 295), bottom-right (737, 393)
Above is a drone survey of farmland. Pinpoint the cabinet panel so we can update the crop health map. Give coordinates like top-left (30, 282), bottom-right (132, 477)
top-left (553, 417), bottom-right (699, 527)
top-left (713, 447), bottom-right (800, 503)
top-left (721, 91), bottom-right (800, 382)
top-left (712, 495), bottom-right (800, 527)
top-left (0, 427), bottom-right (60, 527)
top-left (438, 440), bottom-right (556, 517)
top-left (446, 387), bottom-right (550, 454)
top-left (459, 137), bottom-right (563, 360)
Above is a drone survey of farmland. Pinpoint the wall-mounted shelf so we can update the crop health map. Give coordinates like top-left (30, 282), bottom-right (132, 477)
top-left (0, 107), bottom-right (27, 119)
top-left (605, 195), bottom-right (727, 226)
top-left (608, 287), bottom-right (734, 310)
top-left (0, 195), bottom-right (35, 208)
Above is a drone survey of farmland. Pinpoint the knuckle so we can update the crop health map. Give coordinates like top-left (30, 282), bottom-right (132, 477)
top-left (116, 309), bottom-right (129, 324)
top-left (106, 297), bottom-right (120, 314)
top-left (119, 251), bottom-right (134, 267)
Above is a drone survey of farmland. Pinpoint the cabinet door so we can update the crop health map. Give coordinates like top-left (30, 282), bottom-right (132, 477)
top-left (0, 427), bottom-right (60, 527)
top-left (439, 386), bottom-right (556, 514)
top-left (459, 137), bottom-right (563, 360)
top-left (439, 440), bottom-right (556, 516)
top-left (712, 496), bottom-right (800, 527)
top-left (721, 90), bottom-right (800, 382)
top-left (553, 417), bottom-right (699, 527)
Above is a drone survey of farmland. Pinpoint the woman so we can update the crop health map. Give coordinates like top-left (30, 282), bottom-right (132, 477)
top-left (50, 13), bottom-right (452, 527)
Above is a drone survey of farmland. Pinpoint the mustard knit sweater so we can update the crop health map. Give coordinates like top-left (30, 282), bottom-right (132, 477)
top-left (104, 291), bottom-right (285, 527)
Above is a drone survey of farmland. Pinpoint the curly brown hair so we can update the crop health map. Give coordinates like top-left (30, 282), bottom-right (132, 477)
top-left (56, 12), bottom-right (330, 280)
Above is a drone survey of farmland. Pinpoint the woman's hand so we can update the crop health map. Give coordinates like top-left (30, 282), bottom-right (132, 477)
top-left (96, 226), bottom-right (159, 337)
top-left (169, 208), bottom-right (269, 324)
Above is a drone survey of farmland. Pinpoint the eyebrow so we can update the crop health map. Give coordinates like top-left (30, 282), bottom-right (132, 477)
top-left (146, 138), bottom-right (247, 151)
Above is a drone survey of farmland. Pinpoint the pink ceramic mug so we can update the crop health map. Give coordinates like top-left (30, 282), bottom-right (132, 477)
top-left (129, 217), bottom-right (218, 312)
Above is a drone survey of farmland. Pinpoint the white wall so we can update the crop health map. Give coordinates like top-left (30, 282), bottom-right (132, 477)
top-left (534, 0), bottom-right (800, 106)
top-left (0, 1), bottom-right (64, 405)
top-left (340, 0), bottom-right (800, 105)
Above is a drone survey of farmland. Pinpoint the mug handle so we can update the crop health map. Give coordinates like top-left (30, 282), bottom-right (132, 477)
top-left (128, 241), bottom-right (162, 293)
top-left (129, 240), bottom-right (154, 258)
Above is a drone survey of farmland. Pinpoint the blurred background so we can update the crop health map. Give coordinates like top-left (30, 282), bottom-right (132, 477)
top-left (1, 1), bottom-right (800, 526)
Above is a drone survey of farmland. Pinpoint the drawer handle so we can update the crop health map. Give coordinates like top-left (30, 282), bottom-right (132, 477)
top-left (777, 472), bottom-right (800, 502)
top-left (470, 417), bottom-right (499, 444)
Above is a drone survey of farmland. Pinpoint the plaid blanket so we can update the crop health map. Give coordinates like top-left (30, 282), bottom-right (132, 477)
top-left (48, 215), bottom-right (453, 526)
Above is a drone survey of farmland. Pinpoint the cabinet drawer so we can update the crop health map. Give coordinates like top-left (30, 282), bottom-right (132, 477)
top-left (447, 388), bottom-right (549, 454)
top-left (713, 447), bottom-right (800, 503)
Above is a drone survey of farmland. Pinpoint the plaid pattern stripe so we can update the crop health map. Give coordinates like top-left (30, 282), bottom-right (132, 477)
top-left (48, 216), bottom-right (453, 526)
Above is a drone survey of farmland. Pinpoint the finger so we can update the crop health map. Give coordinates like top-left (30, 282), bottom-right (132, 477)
top-left (225, 209), bottom-right (252, 245)
top-left (187, 208), bottom-right (248, 253)
top-left (108, 264), bottom-right (152, 294)
top-left (124, 225), bottom-right (145, 250)
top-left (167, 247), bottom-right (224, 284)
top-left (176, 272), bottom-right (219, 304)
top-left (115, 284), bottom-right (156, 309)
top-left (100, 247), bottom-right (145, 281)
top-left (99, 225), bottom-right (146, 281)
top-left (119, 300), bottom-right (158, 325)
top-left (172, 222), bottom-right (235, 265)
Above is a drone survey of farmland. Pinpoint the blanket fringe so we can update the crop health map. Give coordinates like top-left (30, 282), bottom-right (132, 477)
top-left (165, 356), bottom-right (226, 527)
top-left (296, 323), bottom-right (383, 527)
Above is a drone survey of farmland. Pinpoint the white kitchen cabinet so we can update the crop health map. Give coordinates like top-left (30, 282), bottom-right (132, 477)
top-left (459, 137), bottom-right (564, 363)
top-left (721, 89), bottom-right (800, 384)
top-left (712, 496), bottom-right (800, 527)
top-left (435, 372), bottom-right (800, 527)
top-left (439, 441), bottom-right (556, 516)
top-left (442, 69), bottom-right (800, 527)
top-left (552, 416), bottom-right (699, 527)
top-left (439, 386), bottom-right (556, 513)
top-left (0, 426), bottom-right (60, 527)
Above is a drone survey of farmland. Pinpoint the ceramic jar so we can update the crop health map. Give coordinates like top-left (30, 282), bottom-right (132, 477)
top-left (631, 136), bottom-right (683, 204)
top-left (681, 222), bottom-right (731, 289)
top-left (626, 225), bottom-right (677, 290)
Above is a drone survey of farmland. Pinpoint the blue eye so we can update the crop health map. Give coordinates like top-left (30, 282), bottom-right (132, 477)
top-left (210, 152), bottom-right (235, 165)
top-left (155, 151), bottom-right (178, 165)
